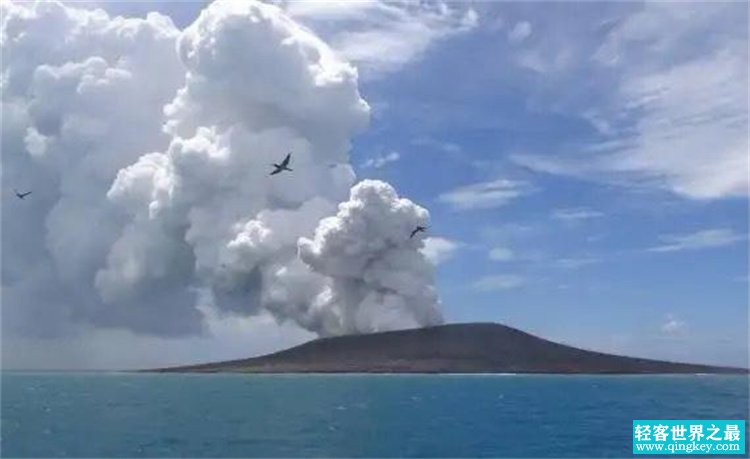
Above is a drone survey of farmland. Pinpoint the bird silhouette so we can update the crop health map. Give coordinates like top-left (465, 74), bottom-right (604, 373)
top-left (14, 189), bottom-right (31, 200)
top-left (270, 153), bottom-right (293, 175)
top-left (410, 225), bottom-right (427, 238)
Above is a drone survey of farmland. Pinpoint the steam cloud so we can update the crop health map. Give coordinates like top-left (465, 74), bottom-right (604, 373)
top-left (1, 0), bottom-right (443, 340)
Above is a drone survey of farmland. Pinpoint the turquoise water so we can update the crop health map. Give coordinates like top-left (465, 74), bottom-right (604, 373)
top-left (2, 373), bottom-right (747, 457)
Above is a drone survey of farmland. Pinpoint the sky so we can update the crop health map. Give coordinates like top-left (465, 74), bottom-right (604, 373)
top-left (2, 0), bottom-right (748, 369)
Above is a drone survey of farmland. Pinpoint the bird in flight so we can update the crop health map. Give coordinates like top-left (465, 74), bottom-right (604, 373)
top-left (410, 225), bottom-right (427, 239)
top-left (270, 153), bottom-right (293, 175)
top-left (14, 189), bottom-right (31, 200)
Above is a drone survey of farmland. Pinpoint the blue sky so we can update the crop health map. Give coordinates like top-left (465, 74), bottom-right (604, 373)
top-left (305, 1), bottom-right (748, 366)
top-left (9, 0), bottom-right (747, 368)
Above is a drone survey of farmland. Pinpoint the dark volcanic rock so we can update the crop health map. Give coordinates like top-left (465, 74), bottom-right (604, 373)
top-left (154, 323), bottom-right (748, 374)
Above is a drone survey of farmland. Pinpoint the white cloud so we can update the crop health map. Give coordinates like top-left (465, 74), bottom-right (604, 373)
top-left (488, 247), bottom-right (514, 262)
top-left (2, 0), bottom-right (443, 361)
top-left (648, 228), bottom-right (744, 253)
top-left (594, 3), bottom-right (730, 68)
top-left (606, 48), bottom-right (747, 200)
top-left (438, 178), bottom-right (534, 210)
top-left (421, 237), bottom-right (461, 265)
top-left (2, 0), bottom-right (187, 337)
top-left (279, 1), bottom-right (478, 77)
top-left (471, 274), bottom-right (525, 291)
top-left (299, 180), bottom-right (442, 334)
top-left (411, 136), bottom-right (462, 155)
top-left (513, 3), bottom-right (748, 200)
top-left (554, 257), bottom-right (600, 269)
top-left (362, 151), bottom-right (400, 169)
top-left (660, 314), bottom-right (687, 336)
top-left (511, 153), bottom-right (588, 178)
top-left (94, 0), bottom-right (376, 336)
top-left (551, 207), bottom-right (604, 222)
top-left (508, 21), bottom-right (532, 44)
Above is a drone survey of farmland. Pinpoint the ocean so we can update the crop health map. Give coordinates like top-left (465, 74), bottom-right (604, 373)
top-left (2, 373), bottom-right (747, 457)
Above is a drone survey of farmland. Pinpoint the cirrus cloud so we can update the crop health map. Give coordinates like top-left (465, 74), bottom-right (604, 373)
top-left (647, 228), bottom-right (745, 253)
top-left (277, 0), bottom-right (479, 78)
top-left (471, 274), bottom-right (525, 292)
top-left (439, 178), bottom-right (535, 211)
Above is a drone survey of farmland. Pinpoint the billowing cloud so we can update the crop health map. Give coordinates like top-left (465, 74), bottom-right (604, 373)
top-left (2, 0), bottom-right (185, 337)
top-left (2, 0), bottom-right (441, 345)
top-left (299, 180), bottom-right (442, 334)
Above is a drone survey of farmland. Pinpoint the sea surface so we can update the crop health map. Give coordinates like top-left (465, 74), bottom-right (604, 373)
top-left (2, 373), bottom-right (748, 457)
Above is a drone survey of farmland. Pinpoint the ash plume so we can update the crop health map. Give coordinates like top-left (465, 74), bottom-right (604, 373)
top-left (1, 0), bottom-right (443, 340)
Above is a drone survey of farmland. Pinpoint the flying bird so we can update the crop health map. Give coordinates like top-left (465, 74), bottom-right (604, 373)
top-left (270, 152), bottom-right (293, 175)
top-left (410, 225), bottom-right (427, 239)
top-left (14, 189), bottom-right (31, 200)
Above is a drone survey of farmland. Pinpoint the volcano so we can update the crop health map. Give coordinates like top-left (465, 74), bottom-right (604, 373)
top-left (153, 323), bottom-right (747, 374)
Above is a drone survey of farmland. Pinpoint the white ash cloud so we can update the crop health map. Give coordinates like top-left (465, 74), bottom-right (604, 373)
top-left (2, 0), bottom-right (186, 337)
top-left (299, 180), bottom-right (442, 334)
top-left (2, 0), bottom-right (442, 341)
